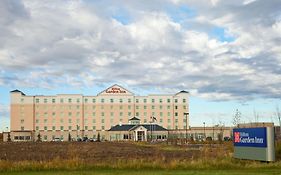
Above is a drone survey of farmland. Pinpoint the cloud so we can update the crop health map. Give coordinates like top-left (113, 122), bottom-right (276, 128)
top-left (0, 0), bottom-right (281, 101)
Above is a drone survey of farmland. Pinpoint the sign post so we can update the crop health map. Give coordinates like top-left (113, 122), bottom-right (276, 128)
top-left (233, 127), bottom-right (275, 162)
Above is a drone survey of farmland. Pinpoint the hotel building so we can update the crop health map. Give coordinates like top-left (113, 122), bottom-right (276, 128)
top-left (9, 84), bottom-right (189, 141)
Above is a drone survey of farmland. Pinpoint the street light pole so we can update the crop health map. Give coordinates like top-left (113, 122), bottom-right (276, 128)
top-left (184, 112), bottom-right (189, 143)
top-left (203, 122), bottom-right (206, 140)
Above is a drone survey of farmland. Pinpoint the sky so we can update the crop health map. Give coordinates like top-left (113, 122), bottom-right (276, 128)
top-left (1, 0), bottom-right (281, 131)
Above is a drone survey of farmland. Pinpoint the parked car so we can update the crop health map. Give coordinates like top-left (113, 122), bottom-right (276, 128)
top-left (82, 137), bottom-right (88, 142)
top-left (76, 138), bottom-right (82, 142)
top-left (52, 138), bottom-right (62, 142)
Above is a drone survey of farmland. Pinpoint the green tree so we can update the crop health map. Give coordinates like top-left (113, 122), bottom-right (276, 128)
top-left (37, 133), bottom-right (41, 142)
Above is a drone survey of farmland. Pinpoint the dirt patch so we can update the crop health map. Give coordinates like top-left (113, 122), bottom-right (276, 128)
top-left (0, 142), bottom-right (226, 163)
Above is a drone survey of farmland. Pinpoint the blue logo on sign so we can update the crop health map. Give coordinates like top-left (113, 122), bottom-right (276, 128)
top-left (233, 127), bottom-right (267, 148)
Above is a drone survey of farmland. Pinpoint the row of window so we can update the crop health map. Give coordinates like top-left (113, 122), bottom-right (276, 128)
top-left (35, 110), bottom-right (185, 117)
top-left (34, 98), bottom-right (187, 104)
top-left (34, 105), bottom-right (187, 111)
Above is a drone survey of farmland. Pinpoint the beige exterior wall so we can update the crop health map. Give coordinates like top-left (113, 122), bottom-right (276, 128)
top-left (10, 85), bottom-right (189, 141)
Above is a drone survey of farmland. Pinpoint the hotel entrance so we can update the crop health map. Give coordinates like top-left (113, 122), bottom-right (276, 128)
top-left (137, 131), bottom-right (145, 141)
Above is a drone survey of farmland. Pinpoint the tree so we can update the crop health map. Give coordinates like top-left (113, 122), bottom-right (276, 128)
top-left (276, 106), bottom-right (281, 139)
top-left (68, 133), bottom-right (72, 142)
top-left (97, 132), bottom-right (101, 142)
top-left (232, 109), bottom-right (241, 127)
top-left (37, 133), bottom-right (41, 142)
top-left (7, 132), bottom-right (11, 142)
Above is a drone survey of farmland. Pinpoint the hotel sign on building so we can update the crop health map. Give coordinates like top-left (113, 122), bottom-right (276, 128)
top-left (9, 84), bottom-right (189, 142)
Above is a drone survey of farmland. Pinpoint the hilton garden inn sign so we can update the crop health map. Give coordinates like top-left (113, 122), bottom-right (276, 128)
top-left (233, 127), bottom-right (275, 162)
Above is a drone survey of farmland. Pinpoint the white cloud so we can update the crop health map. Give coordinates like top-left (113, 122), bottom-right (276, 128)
top-left (0, 0), bottom-right (281, 101)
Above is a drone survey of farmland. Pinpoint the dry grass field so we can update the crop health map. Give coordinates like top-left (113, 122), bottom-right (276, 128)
top-left (0, 141), bottom-right (281, 175)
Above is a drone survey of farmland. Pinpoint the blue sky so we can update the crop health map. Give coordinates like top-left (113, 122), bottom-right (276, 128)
top-left (1, 0), bottom-right (281, 131)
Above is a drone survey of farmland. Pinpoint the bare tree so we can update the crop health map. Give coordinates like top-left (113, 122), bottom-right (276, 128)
top-left (276, 106), bottom-right (281, 138)
top-left (232, 109), bottom-right (241, 127)
top-left (253, 108), bottom-right (259, 123)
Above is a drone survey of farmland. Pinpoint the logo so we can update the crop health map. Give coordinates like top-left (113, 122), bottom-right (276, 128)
top-left (234, 132), bottom-right (240, 143)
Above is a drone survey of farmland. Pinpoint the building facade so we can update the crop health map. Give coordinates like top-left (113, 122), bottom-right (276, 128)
top-left (10, 84), bottom-right (189, 141)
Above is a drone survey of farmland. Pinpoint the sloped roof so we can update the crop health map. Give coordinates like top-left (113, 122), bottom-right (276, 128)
top-left (10, 90), bottom-right (25, 95)
top-left (108, 124), bottom-right (167, 131)
top-left (97, 84), bottom-right (134, 96)
top-left (129, 117), bottom-right (140, 121)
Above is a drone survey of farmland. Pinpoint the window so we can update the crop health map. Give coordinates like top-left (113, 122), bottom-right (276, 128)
top-left (136, 112), bottom-right (139, 116)
top-left (92, 99), bottom-right (96, 103)
top-left (52, 112), bottom-right (56, 116)
top-left (152, 99), bottom-right (155, 103)
top-left (20, 119), bottom-right (24, 124)
top-left (69, 126), bottom-right (72, 130)
top-left (143, 99), bottom-right (147, 103)
top-left (68, 112), bottom-right (72, 116)
top-left (136, 105), bottom-right (139, 109)
top-left (168, 112), bottom-right (171, 116)
top-left (183, 99), bottom-right (186, 103)
top-left (36, 126), bottom-right (39, 130)
top-left (101, 112), bottom-right (105, 117)
top-left (175, 112), bottom-right (178, 116)
top-left (52, 99), bottom-right (56, 103)
top-left (110, 99), bottom-right (114, 103)
top-left (128, 99), bottom-right (131, 103)
top-left (128, 105), bottom-right (131, 110)
top-left (123, 134), bottom-right (129, 139)
top-left (68, 98), bottom-right (72, 103)
top-left (60, 98), bottom-right (64, 103)
top-left (144, 106), bottom-right (147, 109)
top-left (175, 99), bottom-right (178, 103)
top-left (52, 126), bottom-right (56, 130)
top-left (144, 112), bottom-right (147, 116)
top-left (159, 99), bottom-right (162, 103)
top-left (136, 99), bottom-right (139, 103)
top-left (101, 99), bottom-right (104, 103)
top-left (44, 135), bottom-right (47, 141)
top-left (44, 126), bottom-right (47, 130)
top-left (93, 126), bottom-right (96, 130)
top-left (175, 119), bottom-right (178, 123)
top-left (44, 119), bottom-right (47, 123)
top-left (36, 99), bottom-right (39, 103)
top-left (93, 119), bottom-right (96, 123)
top-left (60, 119), bottom-right (63, 123)
top-left (36, 119), bottom-right (39, 123)
top-left (160, 112), bottom-right (163, 117)
top-left (84, 98), bottom-right (88, 103)
top-left (119, 106), bottom-right (123, 110)
top-left (21, 126), bottom-right (24, 130)
top-left (167, 105), bottom-right (170, 110)
top-left (93, 112), bottom-right (96, 117)
top-left (183, 105), bottom-right (187, 109)
top-left (119, 99), bottom-right (123, 103)
top-left (68, 119), bottom-right (72, 123)
top-left (85, 126), bottom-right (88, 130)
top-left (101, 119), bottom-right (105, 123)
top-left (167, 99), bottom-right (171, 103)
top-left (110, 112), bottom-right (113, 117)
top-left (168, 119), bottom-right (171, 123)
top-left (160, 119), bottom-right (163, 123)
top-left (152, 105), bottom-right (155, 110)
top-left (144, 119), bottom-right (147, 123)
top-left (77, 99), bottom-right (80, 103)
top-left (175, 106), bottom-right (178, 110)
top-left (44, 99), bottom-right (47, 103)
top-left (159, 105), bottom-right (162, 109)
top-left (101, 105), bottom-right (104, 109)
top-left (120, 112), bottom-right (123, 116)
top-left (101, 126), bottom-right (105, 130)
top-left (128, 112), bottom-right (131, 116)
top-left (60, 126), bottom-right (64, 131)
